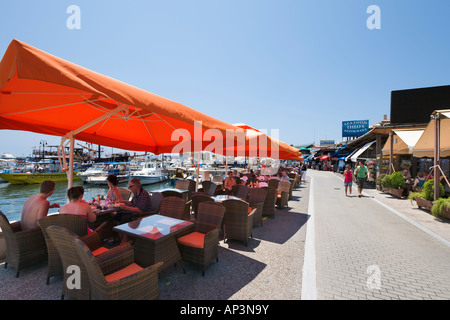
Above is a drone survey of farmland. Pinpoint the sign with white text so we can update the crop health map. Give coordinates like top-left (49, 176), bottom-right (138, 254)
top-left (342, 120), bottom-right (369, 137)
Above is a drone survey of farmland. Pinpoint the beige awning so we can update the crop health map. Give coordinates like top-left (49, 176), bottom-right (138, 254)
top-left (412, 110), bottom-right (450, 158)
top-left (382, 129), bottom-right (424, 155)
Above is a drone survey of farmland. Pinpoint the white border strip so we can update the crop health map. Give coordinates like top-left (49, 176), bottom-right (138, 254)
top-left (369, 195), bottom-right (450, 248)
top-left (301, 176), bottom-right (317, 300)
top-left (335, 172), bottom-right (450, 248)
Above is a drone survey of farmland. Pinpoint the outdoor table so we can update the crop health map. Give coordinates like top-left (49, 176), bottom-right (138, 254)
top-left (211, 195), bottom-right (242, 202)
top-left (152, 188), bottom-right (190, 201)
top-left (88, 205), bottom-right (121, 229)
top-left (113, 214), bottom-right (194, 271)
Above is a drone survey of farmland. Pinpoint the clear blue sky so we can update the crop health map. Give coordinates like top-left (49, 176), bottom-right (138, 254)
top-left (1, 0), bottom-right (450, 157)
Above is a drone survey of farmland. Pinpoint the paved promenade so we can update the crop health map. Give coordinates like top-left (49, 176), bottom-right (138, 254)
top-left (1, 169), bottom-right (449, 301)
top-left (306, 169), bottom-right (450, 300)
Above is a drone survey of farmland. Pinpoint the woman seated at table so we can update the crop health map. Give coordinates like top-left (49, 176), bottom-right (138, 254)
top-left (59, 186), bottom-right (97, 231)
top-left (412, 171), bottom-right (427, 192)
top-left (106, 174), bottom-right (124, 203)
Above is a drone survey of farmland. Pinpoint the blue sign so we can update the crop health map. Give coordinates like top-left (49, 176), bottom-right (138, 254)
top-left (342, 120), bottom-right (369, 137)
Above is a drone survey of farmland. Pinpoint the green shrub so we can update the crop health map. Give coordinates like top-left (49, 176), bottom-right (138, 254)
top-left (431, 198), bottom-right (450, 220)
top-left (381, 174), bottom-right (391, 188)
top-left (390, 172), bottom-right (405, 189)
top-left (422, 179), bottom-right (445, 201)
top-left (376, 174), bottom-right (386, 187)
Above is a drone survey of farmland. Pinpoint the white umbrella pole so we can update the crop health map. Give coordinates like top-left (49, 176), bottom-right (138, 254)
top-left (195, 152), bottom-right (201, 192)
top-left (68, 136), bottom-right (75, 189)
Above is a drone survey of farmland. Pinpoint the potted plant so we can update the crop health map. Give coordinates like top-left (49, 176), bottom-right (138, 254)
top-left (408, 179), bottom-right (444, 211)
top-left (381, 174), bottom-right (391, 193)
top-left (376, 174), bottom-right (386, 191)
top-left (431, 198), bottom-right (450, 220)
top-left (388, 172), bottom-right (406, 198)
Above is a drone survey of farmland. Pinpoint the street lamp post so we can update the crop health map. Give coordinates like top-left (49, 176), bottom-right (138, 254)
top-left (40, 140), bottom-right (47, 160)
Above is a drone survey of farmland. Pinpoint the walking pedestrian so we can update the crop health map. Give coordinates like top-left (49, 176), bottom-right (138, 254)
top-left (354, 160), bottom-right (370, 198)
top-left (343, 165), bottom-right (354, 196)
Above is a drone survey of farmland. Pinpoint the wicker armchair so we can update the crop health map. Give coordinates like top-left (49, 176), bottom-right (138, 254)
top-left (222, 199), bottom-right (255, 246)
top-left (71, 234), bottom-right (163, 300)
top-left (201, 181), bottom-right (218, 196)
top-left (262, 187), bottom-right (277, 219)
top-left (236, 185), bottom-right (250, 200)
top-left (268, 179), bottom-right (280, 189)
top-left (248, 188), bottom-right (267, 227)
top-left (118, 187), bottom-right (132, 201)
top-left (46, 225), bottom-right (123, 300)
top-left (191, 194), bottom-right (214, 220)
top-left (175, 179), bottom-right (190, 190)
top-left (177, 202), bottom-right (225, 276)
top-left (288, 178), bottom-right (296, 199)
top-left (39, 214), bottom-right (113, 284)
top-left (276, 181), bottom-right (290, 208)
top-left (0, 211), bottom-right (47, 278)
top-left (159, 196), bottom-right (192, 221)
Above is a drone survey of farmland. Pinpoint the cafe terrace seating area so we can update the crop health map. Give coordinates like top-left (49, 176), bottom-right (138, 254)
top-left (0, 167), bottom-right (305, 300)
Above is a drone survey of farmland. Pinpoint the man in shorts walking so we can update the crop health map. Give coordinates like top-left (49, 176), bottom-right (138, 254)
top-left (354, 161), bottom-right (370, 198)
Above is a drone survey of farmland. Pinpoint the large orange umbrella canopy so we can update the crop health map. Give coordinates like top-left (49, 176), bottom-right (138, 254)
top-left (0, 39), bottom-right (244, 154)
top-left (229, 123), bottom-right (302, 160)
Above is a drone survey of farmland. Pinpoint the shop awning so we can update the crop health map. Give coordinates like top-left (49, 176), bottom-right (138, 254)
top-left (412, 110), bottom-right (450, 158)
top-left (346, 141), bottom-right (375, 162)
top-left (382, 129), bottom-right (424, 155)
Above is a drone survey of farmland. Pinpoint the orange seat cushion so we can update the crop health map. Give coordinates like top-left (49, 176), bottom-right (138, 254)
top-left (92, 247), bottom-right (109, 256)
top-left (104, 263), bottom-right (143, 283)
top-left (177, 232), bottom-right (205, 249)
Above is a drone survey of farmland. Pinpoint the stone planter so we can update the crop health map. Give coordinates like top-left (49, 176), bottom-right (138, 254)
top-left (442, 206), bottom-right (450, 219)
top-left (414, 196), bottom-right (433, 211)
top-left (389, 188), bottom-right (406, 199)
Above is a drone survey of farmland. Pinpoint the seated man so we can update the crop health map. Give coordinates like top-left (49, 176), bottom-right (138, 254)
top-left (116, 178), bottom-right (152, 223)
top-left (224, 171), bottom-right (236, 194)
top-left (21, 180), bottom-right (60, 231)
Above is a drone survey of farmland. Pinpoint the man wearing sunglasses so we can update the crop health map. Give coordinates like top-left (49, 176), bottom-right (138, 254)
top-left (115, 178), bottom-right (152, 224)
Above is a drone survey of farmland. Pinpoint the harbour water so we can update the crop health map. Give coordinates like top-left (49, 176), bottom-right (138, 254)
top-left (0, 179), bottom-right (172, 222)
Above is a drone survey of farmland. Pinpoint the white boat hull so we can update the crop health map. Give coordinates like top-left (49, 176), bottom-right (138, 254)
top-left (86, 175), bottom-right (129, 185)
top-left (132, 174), bottom-right (168, 185)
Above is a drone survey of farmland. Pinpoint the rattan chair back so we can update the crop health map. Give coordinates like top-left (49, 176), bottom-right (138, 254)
top-left (151, 192), bottom-right (163, 212)
top-left (39, 214), bottom-right (88, 283)
top-left (191, 194), bottom-right (214, 219)
top-left (46, 225), bottom-right (91, 300)
top-left (268, 179), bottom-right (279, 189)
top-left (262, 187), bottom-right (277, 218)
top-left (196, 201), bottom-right (225, 232)
top-left (159, 196), bottom-right (189, 220)
top-left (221, 199), bottom-right (254, 245)
top-left (118, 187), bottom-right (132, 201)
top-left (0, 211), bottom-right (47, 277)
top-left (175, 179), bottom-right (190, 190)
top-left (236, 185), bottom-right (249, 200)
top-left (71, 236), bottom-right (163, 300)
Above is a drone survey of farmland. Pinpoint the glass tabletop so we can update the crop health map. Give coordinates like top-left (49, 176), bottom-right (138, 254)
top-left (151, 188), bottom-right (189, 193)
top-left (113, 214), bottom-right (193, 240)
top-left (211, 195), bottom-right (242, 202)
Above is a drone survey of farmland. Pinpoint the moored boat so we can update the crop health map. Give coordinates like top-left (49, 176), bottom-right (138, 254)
top-left (85, 162), bottom-right (130, 185)
top-left (130, 161), bottom-right (168, 185)
top-left (0, 172), bottom-right (80, 184)
top-left (0, 160), bottom-right (81, 185)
